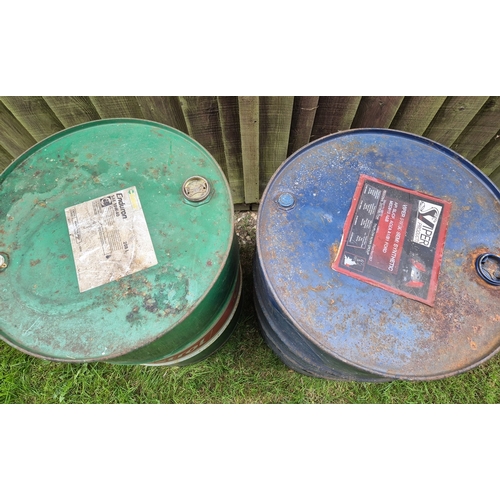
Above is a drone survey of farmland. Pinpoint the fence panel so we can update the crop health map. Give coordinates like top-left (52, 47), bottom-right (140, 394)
top-left (423, 96), bottom-right (490, 147)
top-left (135, 96), bottom-right (188, 133)
top-left (258, 96), bottom-right (294, 194)
top-left (451, 96), bottom-right (500, 161)
top-left (0, 145), bottom-right (13, 174)
top-left (288, 96), bottom-right (320, 155)
top-left (390, 96), bottom-right (447, 135)
top-left (238, 96), bottom-right (260, 205)
top-left (0, 100), bottom-right (36, 158)
top-left (43, 96), bottom-right (100, 128)
top-left (178, 96), bottom-right (227, 179)
top-left (471, 132), bottom-right (500, 175)
top-left (310, 96), bottom-right (361, 141)
top-left (89, 96), bottom-right (144, 119)
top-left (351, 96), bottom-right (404, 128)
top-left (217, 96), bottom-right (244, 204)
top-left (1, 96), bottom-right (499, 193)
top-left (1, 96), bottom-right (65, 142)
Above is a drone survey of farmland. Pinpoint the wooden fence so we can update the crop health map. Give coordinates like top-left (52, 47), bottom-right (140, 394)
top-left (1, 96), bottom-right (499, 208)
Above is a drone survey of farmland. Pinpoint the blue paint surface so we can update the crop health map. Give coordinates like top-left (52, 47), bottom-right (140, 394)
top-left (255, 129), bottom-right (500, 380)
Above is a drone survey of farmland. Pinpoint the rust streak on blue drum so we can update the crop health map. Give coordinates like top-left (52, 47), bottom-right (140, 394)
top-left (254, 129), bottom-right (500, 382)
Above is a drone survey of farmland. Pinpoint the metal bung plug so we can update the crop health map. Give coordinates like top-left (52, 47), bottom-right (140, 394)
top-left (182, 176), bottom-right (211, 202)
top-left (475, 253), bottom-right (500, 286)
top-left (0, 253), bottom-right (8, 272)
top-left (277, 192), bottom-right (295, 210)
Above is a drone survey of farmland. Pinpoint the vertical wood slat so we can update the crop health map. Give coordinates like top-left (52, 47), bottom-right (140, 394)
top-left (1, 96), bottom-right (498, 202)
top-left (217, 97), bottom-right (244, 204)
top-left (89, 96), bottom-right (144, 119)
top-left (450, 97), bottom-right (500, 161)
top-left (0, 145), bottom-right (13, 175)
top-left (135, 96), bottom-right (188, 134)
top-left (350, 96), bottom-right (405, 129)
top-left (0, 100), bottom-right (36, 157)
top-left (1, 96), bottom-right (65, 142)
top-left (310, 96), bottom-right (362, 141)
top-left (389, 96), bottom-right (447, 135)
top-left (422, 96), bottom-right (490, 147)
top-left (178, 96), bottom-right (227, 177)
top-left (238, 96), bottom-right (260, 205)
top-left (43, 96), bottom-right (100, 128)
top-left (287, 96), bottom-right (320, 156)
top-left (259, 96), bottom-right (294, 194)
top-left (471, 133), bottom-right (500, 176)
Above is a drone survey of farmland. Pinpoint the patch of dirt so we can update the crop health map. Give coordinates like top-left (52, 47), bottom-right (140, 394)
top-left (235, 211), bottom-right (257, 247)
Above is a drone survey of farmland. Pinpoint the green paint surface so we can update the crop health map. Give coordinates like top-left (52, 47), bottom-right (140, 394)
top-left (0, 119), bottom-right (237, 363)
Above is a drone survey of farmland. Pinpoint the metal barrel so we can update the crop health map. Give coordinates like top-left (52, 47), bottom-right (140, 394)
top-left (254, 129), bottom-right (500, 382)
top-left (0, 119), bottom-right (242, 366)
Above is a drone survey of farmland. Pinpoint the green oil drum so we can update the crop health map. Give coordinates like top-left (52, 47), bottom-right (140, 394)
top-left (0, 119), bottom-right (242, 365)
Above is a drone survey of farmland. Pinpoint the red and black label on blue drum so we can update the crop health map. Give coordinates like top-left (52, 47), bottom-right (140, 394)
top-left (332, 175), bottom-right (452, 306)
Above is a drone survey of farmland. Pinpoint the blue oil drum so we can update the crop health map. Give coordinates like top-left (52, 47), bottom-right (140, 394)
top-left (253, 129), bottom-right (500, 382)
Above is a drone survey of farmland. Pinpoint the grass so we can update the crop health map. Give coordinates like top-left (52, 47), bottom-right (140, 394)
top-left (1, 213), bottom-right (500, 404)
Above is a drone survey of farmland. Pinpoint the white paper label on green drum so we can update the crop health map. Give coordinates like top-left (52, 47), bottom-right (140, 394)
top-left (65, 186), bottom-right (158, 292)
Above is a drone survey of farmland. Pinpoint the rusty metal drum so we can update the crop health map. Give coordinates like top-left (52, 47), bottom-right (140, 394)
top-left (0, 119), bottom-right (242, 365)
top-left (254, 128), bottom-right (500, 381)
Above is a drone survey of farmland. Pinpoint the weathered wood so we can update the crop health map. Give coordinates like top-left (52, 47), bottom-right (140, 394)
top-left (0, 145), bottom-right (13, 175)
top-left (471, 132), bottom-right (500, 176)
top-left (450, 97), bottom-right (500, 161)
top-left (234, 203), bottom-right (252, 211)
top-left (89, 96), bottom-right (144, 119)
top-left (259, 96), bottom-right (294, 194)
top-left (1, 96), bottom-right (65, 142)
top-left (389, 96), bottom-right (447, 135)
top-left (489, 164), bottom-right (500, 188)
top-left (178, 96), bottom-right (227, 177)
top-left (135, 96), bottom-right (188, 133)
top-left (351, 96), bottom-right (404, 129)
top-left (287, 96), bottom-right (320, 155)
top-left (310, 96), bottom-right (361, 141)
top-left (0, 100), bottom-right (36, 157)
top-left (43, 96), bottom-right (100, 127)
top-left (217, 96), bottom-right (244, 204)
top-left (238, 96), bottom-right (260, 205)
top-left (423, 96), bottom-right (490, 147)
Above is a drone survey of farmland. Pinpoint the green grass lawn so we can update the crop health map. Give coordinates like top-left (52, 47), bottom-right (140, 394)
top-left (1, 214), bottom-right (500, 404)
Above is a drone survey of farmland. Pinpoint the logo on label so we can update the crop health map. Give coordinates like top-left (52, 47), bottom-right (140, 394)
top-left (343, 253), bottom-right (365, 272)
top-left (412, 200), bottom-right (442, 247)
top-left (100, 196), bottom-right (113, 207)
top-left (116, 193), bottom-right (128, 219)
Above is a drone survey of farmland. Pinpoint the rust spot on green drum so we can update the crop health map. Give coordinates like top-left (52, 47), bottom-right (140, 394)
top-left (0, 119), bottom-right (242, 365)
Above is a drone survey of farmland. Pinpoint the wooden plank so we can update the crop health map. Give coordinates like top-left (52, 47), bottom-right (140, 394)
top-left (1, 96), bottom-right (65, 142)
top-left (43, 96), bottom-right (100, 127)
top-left (217, 96), bottom-right (244, 204)
top-left (350, 96), bottom-right (405, 129)
top-left (89, 96), bottom-right (144, 119)
top-left (489, 164), bottom-right (500, 188)
top-left (310, 96), bottom-right (361, 141)
top-left (287, 96), bottom-right (320, 155)
top-left (259, 96), bottom-right (294, 194)
top-left (422, 96), bottom-right (490, 147)
top-left (178, 96), bottom-right (227, 177)
top-left (238, 96), bottom-right (260, 205)
top-left (0, 100), bottom-right (36, 157)
top-left (234, 203), bottom-right (252, 211)
top-left (135, 96), bottom-right (188, 133)
top-left (0, 145), bottom-right (13, 175)
top-left (389, 96), bottom-right (447, 135)
top-left (450, 97), bottom-right (500, 161)
top-left (471, 132), bottom-right (500, 176)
